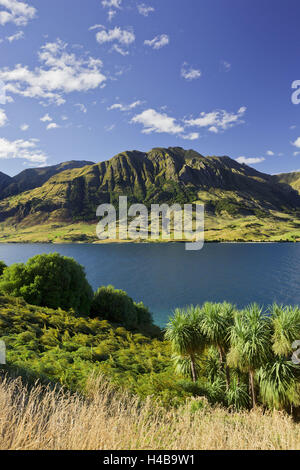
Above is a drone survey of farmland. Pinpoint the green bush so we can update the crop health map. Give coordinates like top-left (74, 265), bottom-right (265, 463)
top-left (90, 285), bottom-right (156, 332)
top-left (0, 253), bottom-right (93, 315)
top-left (90, 285), bottom-right (137, 328)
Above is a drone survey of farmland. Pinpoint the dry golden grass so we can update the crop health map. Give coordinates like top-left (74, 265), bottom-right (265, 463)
top-left (1, 374), bottom-right (300, 450)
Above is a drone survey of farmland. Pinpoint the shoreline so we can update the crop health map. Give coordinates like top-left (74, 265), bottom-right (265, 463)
top-left (0, 239), bottom-right (299, 245)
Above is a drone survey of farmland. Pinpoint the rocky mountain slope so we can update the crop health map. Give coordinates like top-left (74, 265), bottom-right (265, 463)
top-left (0, 147), bottom-right (299, 228)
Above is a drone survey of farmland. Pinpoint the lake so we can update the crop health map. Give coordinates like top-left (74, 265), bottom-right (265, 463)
top-left (0, 243), bottom-right (299, 327)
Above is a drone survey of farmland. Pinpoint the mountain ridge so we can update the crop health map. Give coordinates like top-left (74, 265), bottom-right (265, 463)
top-left (0, 147), bottom-right (299, 243)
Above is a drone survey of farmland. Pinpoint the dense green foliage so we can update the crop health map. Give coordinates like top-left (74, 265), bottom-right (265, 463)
top-left (166, 302), bottom-right (300, 410)
top-left (91, 285), bottom-right (158, 335)
top-left (0, 253), bottom-right (93, 315)
top-left (1, 287), bottom-right (300, 411)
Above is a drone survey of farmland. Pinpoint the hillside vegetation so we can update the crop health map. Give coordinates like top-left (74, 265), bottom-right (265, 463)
top-left (0, 147), bottom-right (300, 242)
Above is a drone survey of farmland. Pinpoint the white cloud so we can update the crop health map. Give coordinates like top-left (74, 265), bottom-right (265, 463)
top-left (0, 39), bottom-right (106, 105)
top-left (185, 107), bottom-right (246, 132)
top-left (180, 132), bottom-right (199, 141)
top-left (95, 26), bottom-right (135, 46)
top-left (111, 44), bottom-right (129, 56)
top-left (138, 3), bottom-right (154, 16)
top-left (0, 137), bottom-right (47, 163)
top-left (6, 30), bottom-right (24, 42)
top-left (144, 34), bottom-right (169, 50)
top-left (131, 108), bottom-right (184, 135)
top-left (46, 122), bottom-right (59, 130)
top-left (102, 0), bottom-right (122, 8)
top-left (181, 63), bottom-right (202, 81)
top-left (75, 103), bottom-right (87, 113)
top-left (292, 137), bottom-right (300, 148)
top-left (108, 100), bottom-right (143, 112)
top-left (0, 0), bottom-right (36, 26)
top-left (293, 151), bottom-right (300, 156)
top-left (20, 123), bottom-right (29, 131)
top-left (40, 113), bottom-right (52, 122)
top-left (236, 156), bottom-right (265, 165)
top-left (266, 150), bottom-right (274, 156)
top-left (0, 108), bottom-right (7, 126)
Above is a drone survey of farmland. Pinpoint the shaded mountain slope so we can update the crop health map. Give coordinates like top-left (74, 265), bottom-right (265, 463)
top-left (273, 171), bottom-right (300, 194)
top-left (0, 160), bottom-right (94, 200)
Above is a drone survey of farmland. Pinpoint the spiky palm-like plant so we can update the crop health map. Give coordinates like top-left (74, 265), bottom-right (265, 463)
top-left (199, 302), bottom-right (235, 389)
top-left (228, 304), bottom-right (272, 408)
top-left (257, 358), bottom-right (300, 410)
top-left (165, 306), bottom-right (205, 382)
top-left (271, 304), bottom-right (300, 357)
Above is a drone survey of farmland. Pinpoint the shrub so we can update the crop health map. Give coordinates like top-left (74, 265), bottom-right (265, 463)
top-left (90, 285), bottom-right (156, 333)
top-left (0, 253), bottom-right (93, 315)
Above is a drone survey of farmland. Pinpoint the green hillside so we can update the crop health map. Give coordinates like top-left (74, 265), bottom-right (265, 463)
top-left (0, 147), bottom-right (300, 242)
top-left (273, 171), bottom-right (300, 194)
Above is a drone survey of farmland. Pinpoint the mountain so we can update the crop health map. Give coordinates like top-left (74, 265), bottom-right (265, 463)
top-left (0, 160), bottom-right (94, 200)
top-left (0, 171), bottom-right (12, 194)
top-left (273, 171), bottom-right (300, 194)
top-left (0, 147), bottom-right (299, 242)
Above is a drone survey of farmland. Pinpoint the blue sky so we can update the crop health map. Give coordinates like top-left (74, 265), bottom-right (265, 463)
top-left (1, 0), bottom-right (300, 176)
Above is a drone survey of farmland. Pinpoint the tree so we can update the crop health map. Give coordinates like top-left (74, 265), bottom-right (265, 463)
top-left (199, 302), bottom-right (235, 389)
top-left (257, 358), bottom-right (300, 410)
top-left (0, 253), bottom-right (93, 315)
top-left (90, 285), bottom-right (138, 328)
top-left (165, 306), bottom-right (206, 382)
top-left (0, 261), bottom-right (7, 276)
top-left (228, 304), bottom-right (272, 408)
top-left (271, 304), bottom-right (300, 357)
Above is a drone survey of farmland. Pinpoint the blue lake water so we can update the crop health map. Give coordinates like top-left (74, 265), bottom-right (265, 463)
top-left (0, 243), bottom-right (299, 327)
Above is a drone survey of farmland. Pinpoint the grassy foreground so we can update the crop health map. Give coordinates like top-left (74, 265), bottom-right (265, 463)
top-left (1, 374), bottom-right (300, 451)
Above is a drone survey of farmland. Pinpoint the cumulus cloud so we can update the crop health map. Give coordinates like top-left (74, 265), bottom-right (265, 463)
top-left (185, 107), bottom-right (246, 133)
top-left (20, 123), bottom-right (29, 131)
top-left (266, 150), bottom-right (274, 156)
top-left (0, 137), bottom-right (47, 163)
top-left (6, 30), bottom-right (24, 42)
top-left (0, 0), bottom-right (36, 26)
top-left (0, 108), bottom-right (7, 126)
top-left (181, 63), bottom-right (202, 81)
top-left (144, 34), bottom-right (169, 50)
top-left (180, 132), bottom-right (199, 141)
top-left (236, 156), bottom-right (265, 165)
top-left (40, 113), bottom-right (52, 122)
top-left (108, 100), bottom-right (143, 112)
top-left (131, 108), bottom-right (184, 135)
top-left (93, 26), bottom-right (135, 54)
top-left (138, 4), bottom-right (154, 16)
top-left (46, 122), bottom-right (59, 130)
top-left (0, 39), bottom-right (106, 105)
top-left (292, 137), bottom-right (300, 148)
top-left (95, 26), bottom-right (135, 45)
